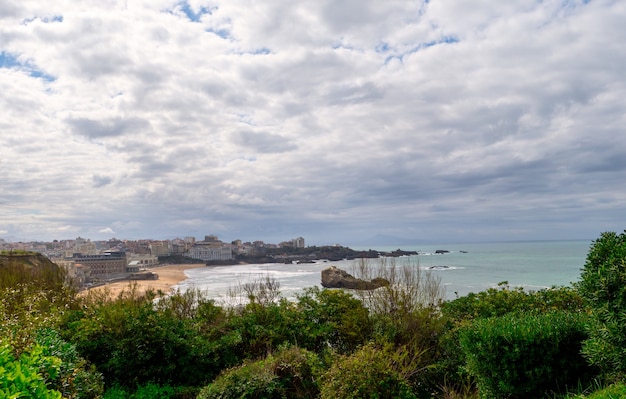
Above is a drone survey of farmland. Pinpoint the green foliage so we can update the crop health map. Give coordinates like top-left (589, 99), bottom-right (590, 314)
top-left (63, 287), bottom-right (230, 388)
top-left (294, 287), bottom-right (372, 354)
top-left (577, 231), bottom-right (626, 379)
top-left (222, 299), bottom-right (298, 359)
top-left (198, 346), bottom-right (321, 399)
top-left (442, 283), bottom-right (586, 322)
top-left (459, 311), bottom-right (594, 398)
top-left (582, 382), bottom-right (626, 399)
top-left (0, 340), bottom-right (62, 399)
top-left (0, 255), bottom-right (79, 354)
top-left (437, 284), bottom-right (586, 396)
top-left (35, 328), bottom-right (104, 399)
top-left (319, 343), bottom-right (416, 399)
top-left (102, 382), bottom-right (198, 399)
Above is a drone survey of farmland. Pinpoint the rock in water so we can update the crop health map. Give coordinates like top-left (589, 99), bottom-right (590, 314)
top-left (320, 265), bottom-right (389, 290)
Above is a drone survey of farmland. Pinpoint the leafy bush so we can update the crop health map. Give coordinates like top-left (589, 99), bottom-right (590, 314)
top-left (35, 328), bottom-right (104, 399)
top-left (583, 382), bottom-right (626, 399)
top-left (63, 287), bottom-right (228, 388)
top-left (459, 311), bottom-right (594, 398)
top-left (0, 254), bottom-right (79, 352)
top-left (221, 299), bottom-right (299, 359)
top-left (293, 287), bottom-right (372, 354)
top-left (318, 343), bottom-right (416, 399)
top-left (437, 284), bottom-right (587, 394)
top-left (441, 283), bottom-right (585, 322)
top-left (198, 346), bottom-right (321, 399)
top-left (0, 340), bottom-right (62, 399)
top-left (102, 382), bottom-right (196, 399)
top-left (577, 231), bottom-right (626, 379)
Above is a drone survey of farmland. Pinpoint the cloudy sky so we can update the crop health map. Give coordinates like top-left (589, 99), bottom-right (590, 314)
top-left (1, 0), bottom-right (624, 246)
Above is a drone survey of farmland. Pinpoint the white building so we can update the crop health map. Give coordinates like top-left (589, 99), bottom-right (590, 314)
top-left (186, 243), bottom-right (233, 262)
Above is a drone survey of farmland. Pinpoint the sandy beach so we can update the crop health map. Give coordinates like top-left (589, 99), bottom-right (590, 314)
top-left (83, 263), bottom-right (205, 298)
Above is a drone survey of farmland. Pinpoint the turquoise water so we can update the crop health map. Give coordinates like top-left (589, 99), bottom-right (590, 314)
top-left (175, 240), bottom-right (593, 302)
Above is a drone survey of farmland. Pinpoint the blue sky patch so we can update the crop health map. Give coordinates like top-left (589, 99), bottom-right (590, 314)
top-left (384, 35), bottom-right (459, 64)
top-left (206, 28), bottom-right (231, 39)
top-left (178, 1), bottom-right (213, 22)
top-left (0, 51), bottom-right (56, 82)
top-left (22, 15), bottom-right (63, 25)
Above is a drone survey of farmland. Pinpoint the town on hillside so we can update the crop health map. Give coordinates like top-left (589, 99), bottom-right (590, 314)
top-left (0, 235), bottom-right (304, 288)
top-left (0, 235), bottom-right (418, 290)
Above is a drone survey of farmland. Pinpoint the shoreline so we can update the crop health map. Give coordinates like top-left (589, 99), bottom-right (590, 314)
top-left (82, 263), bottom-right (206, 298)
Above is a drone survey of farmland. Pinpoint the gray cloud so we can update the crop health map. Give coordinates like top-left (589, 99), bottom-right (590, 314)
top-left (92, 174), bottom-right (112, 188)
top-left (67, 117), bottom-right (149, 139)
top-left (0, 0), bottom-right (625, 245)
top-left (231, 130), bottom-right (297, 154)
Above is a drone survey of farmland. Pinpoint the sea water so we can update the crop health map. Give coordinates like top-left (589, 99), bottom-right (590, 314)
top-left (174, 240), bottom-right (593, 302)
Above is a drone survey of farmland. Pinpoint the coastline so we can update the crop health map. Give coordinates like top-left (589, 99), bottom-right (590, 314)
top-left (82, 263), bottom-right (205, 298)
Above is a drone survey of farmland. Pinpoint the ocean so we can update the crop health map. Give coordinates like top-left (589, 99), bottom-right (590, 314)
top-left (174, 240), bottom-right (593, 303)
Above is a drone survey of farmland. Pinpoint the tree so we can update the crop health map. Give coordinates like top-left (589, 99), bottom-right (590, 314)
top-left (577, 231), bottom-right (626, 379)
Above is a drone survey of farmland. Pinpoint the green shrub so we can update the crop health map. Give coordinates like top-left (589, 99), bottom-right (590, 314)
top-left (318, 343), bottom-right (416, 399)
top-left (459, 311), bottom-right (594, 398)
top-left (442, 283), bottom-right (585, 322)
top-left (198, 346), bottom-right (321, 399)
top-left (584, 382), bottom-right (626, 398)
top-left (63, 287), bottom-right (227, 388)
top-left (103, 383), bottom-right (196, 399)
top-left (294, 287), bottom-right (372, 354)
top-left (36, 328), bottom-right (104, 399)
top-left (0, 340), bottom-right (62, 399)
top-left (437, 284), bottom-right (586, 396)
top-left (577, 231), bottom-right (626, 379)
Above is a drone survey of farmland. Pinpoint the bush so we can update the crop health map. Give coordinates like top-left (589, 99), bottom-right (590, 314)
top-left (36, 328), bottom-right (104, 399)
top-left (63, 287), bottom-right (227, 388)
top-left (0, 340), bottom-right (62, 399)
top-left (441, 283), bottom-right (585, 322)
top-left (577, 231), bottom-right (626, 379)
top-left (198, 346), bottom-right (321, 399)
top-left (458, 311), bottom-right (594, 398)
top-left (293, 287), bottom-right (372, 354)
top-left (583, 382), bottom-right (626, 399)
top-left (102, 382), bottom-right (197, 399)
top-left (437, 284), bottom-right (587, 395)
top-left (352, 257), bottom-right (445, 314)
top-left (318, 343), bottom-right (416, 399)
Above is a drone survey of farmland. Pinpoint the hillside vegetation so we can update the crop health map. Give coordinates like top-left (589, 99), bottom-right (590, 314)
top-left (1, 232), bottom-right (626, 398)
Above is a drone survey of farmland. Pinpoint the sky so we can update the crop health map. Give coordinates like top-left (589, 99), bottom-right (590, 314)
top-left (1, 0), bottom-right (625, 246)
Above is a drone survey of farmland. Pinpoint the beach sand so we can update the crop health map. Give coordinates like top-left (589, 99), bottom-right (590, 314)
top-left (83, 263), bottom-right (205, 298)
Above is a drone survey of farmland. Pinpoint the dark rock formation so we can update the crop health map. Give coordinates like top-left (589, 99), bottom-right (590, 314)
top-left (435, 250), bottom-right (450, 254)
top-left (379, 249), bottom-right (419, 257)
top-left (321, 266), bottom-right (389, 290)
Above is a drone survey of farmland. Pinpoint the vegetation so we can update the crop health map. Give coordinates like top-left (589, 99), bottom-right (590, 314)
top-left (577, 231), bottom-right (626, 380)
top-left (2, 232), bottom-right (626, 398)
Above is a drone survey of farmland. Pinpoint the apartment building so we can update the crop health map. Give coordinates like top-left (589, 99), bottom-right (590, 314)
top-left (186, 242), bottom-right (233, 262)
top-left (73, 251), bottom-right (127, 280)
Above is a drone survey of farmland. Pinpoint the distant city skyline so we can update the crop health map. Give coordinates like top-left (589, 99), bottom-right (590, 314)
top-left (1, 1), bottom-right (625, 246)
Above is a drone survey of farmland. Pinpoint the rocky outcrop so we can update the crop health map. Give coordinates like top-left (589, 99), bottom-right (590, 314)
top-left (321, 266), bottom-right (389, 290)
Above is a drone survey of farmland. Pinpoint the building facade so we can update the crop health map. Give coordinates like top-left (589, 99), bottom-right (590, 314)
top-left (73, 251), bottom-right (127, 280)
top-left (186, 243), bottom-right (233, 262)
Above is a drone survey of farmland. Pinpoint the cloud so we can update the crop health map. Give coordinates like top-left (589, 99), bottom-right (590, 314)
top-left (231, 130), bottom-right (297, 154)
top-left (92, 174), bottom-right (113, 188)
top-left (98, 227), bottom-right (115, 235)
top-left (68, 117), bottom-right (149, 139)
top-left (0, 0), bottom-right (624, 245)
